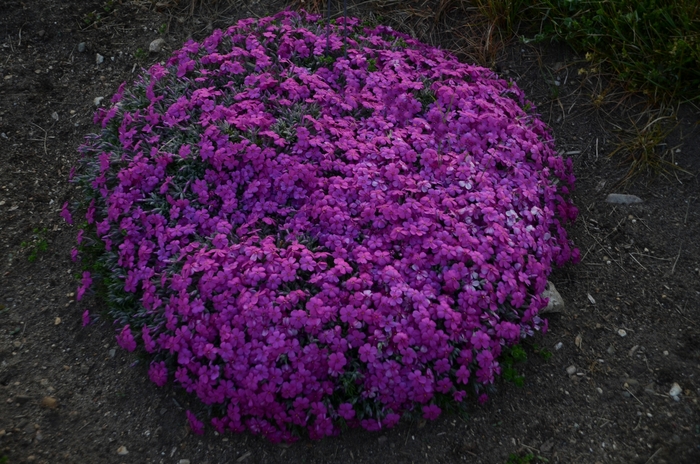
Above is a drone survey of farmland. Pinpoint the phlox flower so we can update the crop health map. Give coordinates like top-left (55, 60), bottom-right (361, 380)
top-left (148, 361), bottom-right (168, 387)
top-left (67, 9), bottom-right (578, 443)
top-left (422, 404), bottom-right (441, 421)
top-left (186, 410), bottom-right (205, 435)
top-left (60, 202), bottom-right (73, 225)
top-left (116, 325), bottom-right (137, 352)
top-left (81, 309), bottom-right (91, 327)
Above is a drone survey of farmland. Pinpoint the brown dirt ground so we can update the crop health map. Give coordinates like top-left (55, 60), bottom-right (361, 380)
top-left (1, 1), bottom-right (699, 463)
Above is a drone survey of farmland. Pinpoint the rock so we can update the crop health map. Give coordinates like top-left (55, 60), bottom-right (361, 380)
top-left (617, 329), bottom-right (627, 337)
top-left (40, 396), bottom-right (58, 409)
top-left (178, 460), bottom-right (191, 464)
top-left (566, 365), bottom-right (577, 375)
top-left (669, 383), bottom-right (682, 398)
top-left (117, 445), bottom-right (128, 455)
top-left (554, 342), bottom-right (563, 351)
top-left (51, 111), bottom-right (59, 121)
top-left (77, 42), bottom-right (86, 53)
top-left (96, 53), bottom-right (105, 65)
top-left (541, 281), bottom-right (565, 313)
top-left (93, 96), bottom-right (104, 107)
top-left (54, 317), bottom-right (61, 325)
top-left (149, 38), bottom-right (166, 53)
top-left (628, 345), bottom-right (640, 357)
top-left (540, 438), bottom-right (555, 453)
top-left (605, 193), bottom-right (643, 204)
top-left (644, 382), bottom-right (657, 396)
top-left (624, 378), bottom-right (641, 394)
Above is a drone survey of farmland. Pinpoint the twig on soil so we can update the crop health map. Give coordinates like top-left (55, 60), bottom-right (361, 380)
top-left (684, 197), bottom-right (695, 224)
top-left (631, 216), bottom-right (652, 232)
top-left (644, 447), bottom-right (663, 464)
top-left (18, 321), bottom-right (28, 349)
top-left (30, 122), bottom-right (49, 156)
top-left (669, 245), bottom-right (682, 274)
top-left (628, 253), bottom-right (648, 271)
top-left (629, 253), bottom-right (672, 261)
top-left (625, 387), bottom-right (644, 405)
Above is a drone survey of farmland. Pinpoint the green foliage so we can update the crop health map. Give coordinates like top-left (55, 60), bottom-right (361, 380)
top-left (367, 58), bottom-right (377, 72)
top-left (20, 227), bottom-right (49, 262)
top-left (505, 452), bottom-right (549, 464)
top-left (133, 47), bottom-right (148, 62)
top-left (81, 0), bottom-right (117, 28)
top-left (500, 344), bottom-right (527, 387)
top-left (531, 343), bottom-right (553, 361)
top-left (519, 0), bottom-right (700, 103)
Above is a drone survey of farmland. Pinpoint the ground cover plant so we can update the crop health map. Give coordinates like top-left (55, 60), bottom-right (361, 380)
top-left (482, 0), bottom-right (700, 103)
top-left (64, 10), bottom-right (578, 442)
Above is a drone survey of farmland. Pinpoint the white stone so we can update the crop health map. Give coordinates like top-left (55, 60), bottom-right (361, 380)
top-left (541, 281), bottom-right (565, 313)
top-left (669, 383), bottom-right (682, 397)
top-left (149, 38), bottom-right (166, 53)
top-left (605, 193), bottom-right (643, 204)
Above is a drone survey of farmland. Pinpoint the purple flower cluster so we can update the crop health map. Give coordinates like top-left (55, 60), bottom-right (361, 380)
top-left (69, 11), bottom-right (578, 442)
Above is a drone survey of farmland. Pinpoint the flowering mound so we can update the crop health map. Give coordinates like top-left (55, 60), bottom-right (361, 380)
top-left (68, 11), bottom-right (578, 442)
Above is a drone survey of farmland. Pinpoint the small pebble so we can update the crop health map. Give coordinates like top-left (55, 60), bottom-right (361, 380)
top-left (644, 383), bottom-right (656, 395)
top-left (77, 42), bottom-right (86, 53)
top-left (149, 38), bottom-right (166, 53)
top-left (669, 383), bottom-right (682, 398)
top-left (617, 329), bottom-right (627, 337)
top-left (566, 365), bottom-right (577, 375)
top-left (40, 396), bottom-right (58, 409)
top-left (94, 96), bottom-right (104, 106)
top-left (597, 387), bottom-right (603, 394)
top-left (54, 317), bottom-right (62, 325)
top-left (605, 193), bottom-right (643, 204)
top-left (178, 460), bottom-right (190, 464)
top-left (554, 342), bottom-right (563, 350)
top-left (117, 445), bottom-right (128, 455)
top-left (96, 53), bottom-right (105, 65)
top-left (51, 111), bottom-right (59, 121)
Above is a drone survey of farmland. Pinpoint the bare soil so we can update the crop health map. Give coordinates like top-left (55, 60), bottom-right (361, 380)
top-left (1, 1), bottom-right (699, 463)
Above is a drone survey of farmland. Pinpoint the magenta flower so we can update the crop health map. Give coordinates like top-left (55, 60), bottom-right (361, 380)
top-left (148, 361), bottom-right (168, 387)
top-left (116, 325), bottom-right (136, 352)
top-left (422, 404), bottom-right (441, 421)
top-left (76, 271), bottom-right (92, 301)
top-left (186, 410), bottom-right (205, 435)
top-left (82, 310), bottom-right (91, 327)
top-left (60, 202), bottom-right (73, 225)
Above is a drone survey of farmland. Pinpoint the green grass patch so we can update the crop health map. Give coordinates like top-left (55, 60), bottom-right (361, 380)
top-left (20, 227), bottom-right (49, 262)
top-left (518, 0), bottom-right (700, 103)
